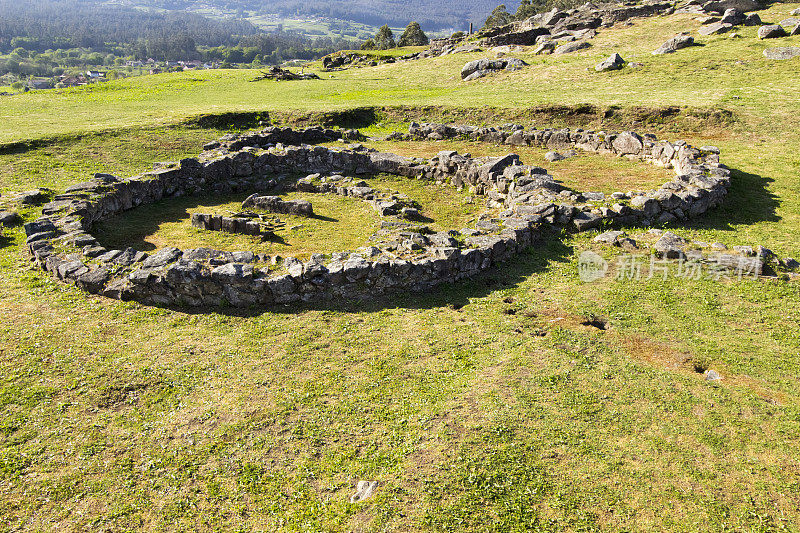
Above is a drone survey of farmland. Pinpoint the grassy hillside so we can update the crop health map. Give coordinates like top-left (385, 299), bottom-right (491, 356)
top-left (1, 6), bottom-right (799, 144)
top-left (1, 3), bottom-right (800, 531)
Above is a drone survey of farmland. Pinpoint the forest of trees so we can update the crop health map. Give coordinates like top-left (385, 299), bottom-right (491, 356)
top-left (0, 0), bottom-right (363, 81)
top-left (482, 0), bottom-right (585, 30)
top-left (91, 0), bottom-right (505, 32)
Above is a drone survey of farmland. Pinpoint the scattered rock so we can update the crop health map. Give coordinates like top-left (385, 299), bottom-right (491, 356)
top-left (758, 24), bottom-right (788, 39)
top-left (653, 231), bottom-right (686, 259)
top-left (572, 212), bottom-right (602, 231)
top-left (350, 480), bottom-right (379, 503)
top-left (652, 33), bottom-right (695, 54)
top-left (13, 188), bottom-right (50, 205)
top-left (705, 369), bottom-right (722, 381)
top-left (763, 47), bottom-right (800, 60)
top-left (782, 257), bottom-right (799, 270)
top-left (743, 13), bottom-right (762, 25)
top-left (461, 57), bottom-right (528, 81)
top-left (0, 211), bottom-right (19, 226)
top-left (619, 237), bottom-right (639, 251)
top-left (719, 8), bottom-right (745, 25)
top-left (594, 230), bottom-right (625, 244)
top-left (533, 41), bottom-right (557, 54)
top-left (698, 22), bottom-right (733, 35)
top-left (545, 151), bottom-right (566, 162)
top-left (595, 52), bottom-right (625, 72)
top-left (553, 41), bottom-right (592, 55)
top-left (780, 17), bottom-right (800, 29)
top-left (401, 207), bottom-right (420, 220)
top-left (703, 0), bottom-right (763, 13)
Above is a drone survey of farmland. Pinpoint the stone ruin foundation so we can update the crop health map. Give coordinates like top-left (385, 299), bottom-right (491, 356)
top-left (24, 123), bottom-right (734, 308)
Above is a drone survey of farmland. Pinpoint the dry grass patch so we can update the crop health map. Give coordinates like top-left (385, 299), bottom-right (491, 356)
top-left (365, 139), bottom-right (672, 194)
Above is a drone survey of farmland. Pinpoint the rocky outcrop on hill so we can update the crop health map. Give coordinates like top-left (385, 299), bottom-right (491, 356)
top-left (480, 1), bottom-right (674, 47)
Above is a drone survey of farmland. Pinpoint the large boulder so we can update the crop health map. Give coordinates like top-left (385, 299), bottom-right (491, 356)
top-left (595, 53), bottom-right (625, 72)
top-left (703, 0), bottom-right (763, 13)
top-left (763, 47), bottom-right (800, 60)
top-left (653, 33), bottom-right (695, 54)
top-left (758, 24), bottom-right (788, 39)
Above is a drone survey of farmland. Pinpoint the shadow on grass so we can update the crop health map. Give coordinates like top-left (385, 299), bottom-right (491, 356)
top-left (0, 232), bottom-right (12, 249)
top-left (148, 233), bottom-right (574, 317)
top-left (685, 169), bottom-right (780, 231)
top-left (310, 214), bottom-right (337, 222)
top-left (92, 193), bottom-right (251, 252)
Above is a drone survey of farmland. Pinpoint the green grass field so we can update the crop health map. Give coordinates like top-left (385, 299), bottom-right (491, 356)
top-left (1, 3), bottom-right (800, 531)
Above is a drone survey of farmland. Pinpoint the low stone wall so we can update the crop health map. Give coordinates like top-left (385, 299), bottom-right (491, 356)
top-left (241, 194), bottom-right (314, 216)
top-left (190, 213), bottom-right (272, 237)
top-left (205, 125), bottom-right (363, 152)
top-left (24, 124), bottom-right (730, 308)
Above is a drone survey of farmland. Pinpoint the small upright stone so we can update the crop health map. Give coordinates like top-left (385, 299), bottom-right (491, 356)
top-left (595, 53), bottom-right (625, 72)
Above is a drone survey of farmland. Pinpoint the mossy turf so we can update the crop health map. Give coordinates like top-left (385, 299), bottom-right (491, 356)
top-left (1, 3), bottom-right (800, 531)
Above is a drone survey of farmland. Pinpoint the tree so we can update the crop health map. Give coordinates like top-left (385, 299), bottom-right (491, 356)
top-left (397, 22), bottom-right (429, 47)
top-left (515, 0), bottom-right (538, 20)
top-left (361, 39), bottom-right (376, 50)
top-left (483, 4), bottom-right (513, 30)
top-left (374, 25), bottom-right (396, 50)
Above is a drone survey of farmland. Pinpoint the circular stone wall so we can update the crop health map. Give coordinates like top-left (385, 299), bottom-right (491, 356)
top-left (24, 124), bottom-right (730, 308)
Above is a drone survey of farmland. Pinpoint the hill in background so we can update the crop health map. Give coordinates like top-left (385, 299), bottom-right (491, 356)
top-left (102, 0), bottom-right (517, 32)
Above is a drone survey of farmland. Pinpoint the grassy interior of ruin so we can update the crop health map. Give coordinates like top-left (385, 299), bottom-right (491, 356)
top-left (1, 3), bottom-right (800, 531)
